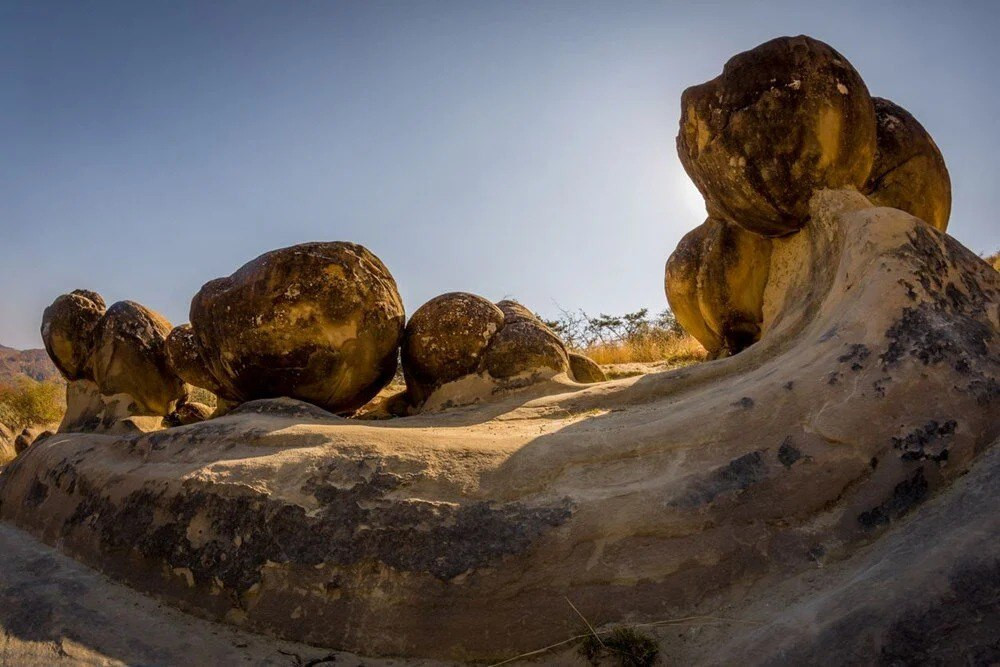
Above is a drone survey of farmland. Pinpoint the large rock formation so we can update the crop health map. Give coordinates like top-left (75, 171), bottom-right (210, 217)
top-left (677, 35), bottom-right (877, 237)
top-left (0, 36), bottom-right (994, 666)
top-left (2, 190), bottom-right (996, 662)
top-left (864, 97), bottom-right (952, 231)
top-left (669, 35), bottom-right (952, 358)
top-left (174, 242), bottom-right (405, 415)
top-left (666, 217), bottom-right (772, 357)
top-left (401, 293), bottom-right (570, 408)
top-left (40, 291), bottom-right (189, 432)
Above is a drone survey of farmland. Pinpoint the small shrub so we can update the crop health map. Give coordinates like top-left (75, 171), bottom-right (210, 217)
top-left (580, 627), bottom-right (660, 667)
top-left (0, 378), bottom-right (65, 431)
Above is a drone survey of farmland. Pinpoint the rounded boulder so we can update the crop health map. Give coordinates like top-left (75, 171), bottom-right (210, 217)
top-left (89, 301), bottom-right (190, 415)
top-left (188, 242), bottom-right (405, 414)
top-left (40, 289), bottom-right (106, 381)
top-left (864, 97), bottom-right (951, 231)
top-left (677, 35), bottom-right (876, 236)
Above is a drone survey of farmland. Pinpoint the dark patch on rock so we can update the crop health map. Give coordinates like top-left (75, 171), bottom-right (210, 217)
top-left (733, 397), bottom-right (754, 409)
top-left (872, 376), bottom-right (891, 398)
top-left (827, 372), bottom-right (841, 385)
top-left (857, 468), bottom-right (929, 531)
top-left (24, 479), bottom-right (49, 508)
top-left (892, 420), bottom-right (956, 463)
top-left (55, 466), bottom-right (573, 599)
top-left (673, 451), bottom-right (767, 507)
top-left (838, 343), bottom-right (870, 371)
top-left (228, 398), bottom-right (342, 422)
top-left (879, 558), bottom-right (1000, 665)
top-left (777, 438), bottom-right (802, 468)
top-left (783, 381), bottom-right (794, 391)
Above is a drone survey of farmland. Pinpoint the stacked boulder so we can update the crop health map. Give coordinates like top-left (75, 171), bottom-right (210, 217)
top-left (41, 290), bottom-right (190, 431)
top-left (401, 294), bottom-right (596, 409)
top-left (667, 35), bottom-right (951, 358)
top-left (166, 242), bottom-right (406, 415)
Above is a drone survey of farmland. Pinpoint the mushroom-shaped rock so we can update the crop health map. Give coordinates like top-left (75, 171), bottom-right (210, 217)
top-left (568, 352), bottom-right (607, 383)
top-left (14, 426), bottom-right (55, 454)
top-left (666, 218), bottom-right (772, 357)
top-left (165, 324), bottom-right (228, 398)
top-left (678, 35), bottom-right (876, 236)
top-left (188, 242), bottom-right (404, 414)
top-left (401, 293), bottom-right (505, 404)
top-left (89, 301), bottom-right (189, 415)
top-left (864, 97), bottom-right (951, 231)
top-left (40, 289), bottom-right (106, 381)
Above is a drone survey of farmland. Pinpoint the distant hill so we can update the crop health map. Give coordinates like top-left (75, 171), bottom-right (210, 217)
top-left (0, 345), bottom-right (61, 385)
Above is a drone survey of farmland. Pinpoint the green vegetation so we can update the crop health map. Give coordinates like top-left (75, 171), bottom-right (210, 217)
top-left (0, 378), bottom-right (65, 432)
top-left (579, 626), bottom-right (661, 667)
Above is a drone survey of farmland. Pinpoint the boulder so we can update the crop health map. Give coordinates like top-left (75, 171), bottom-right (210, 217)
top-left (677, 35), bottom-right (876, 236)
top-left (40, 290), bottom-right (106, 381)
top-left (401, 293), bottom-right (504, 405)
top-left (402, 294), bottom-right (570, 408)
top-left (89, 301), bottom-right (189, 416)
top-left (568, 352), bottom-right (606, 383)
top-left (164, 324), bottom-right (228, 397)
top-left (14, 425), bottom-right (56, 455)
top-left (187, 242), bottom-right (404, 414)
top-left (666, 218), bottom-right (772, 356)
top-left (864, 97), bottom-right (951, 231)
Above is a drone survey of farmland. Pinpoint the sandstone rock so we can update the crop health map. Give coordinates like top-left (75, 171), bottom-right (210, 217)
top-left (678, 36), bottom-right (876, 236)
top-left (402, 294), bottom-right (570, 408)
top-left (40, 290), bottom-right (106, 381)
top-left (864, 97), bottom-right (951, 231)
top-left (3, 190), bottom-right (995, 661)
top-left (89, 301), bottom-right (189, 416)
top-left (666, 217), bottom-right (772, 356)
top-left (164, 324), bottom-right (228, 397)
top-left (166, 402), bottom-right (213, 426)
top-left (14, 425), bottom-right (55, 455)
top-left (401, 292), bottom-right (504, 404)
top-left (187, 242), bottom-right (404, 414)
top-left (568, 352), bottom-right (606, 383)
top-left (483, 321), bottom-right (569, 380)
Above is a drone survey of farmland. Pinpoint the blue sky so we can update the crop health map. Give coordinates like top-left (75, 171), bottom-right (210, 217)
top-left (2, 1), bottom-right (997, 349)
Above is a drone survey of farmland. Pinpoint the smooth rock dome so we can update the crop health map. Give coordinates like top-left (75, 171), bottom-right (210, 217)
top-left (864, 97), bottom-right (951, 231)
top-left (40, 289), bottom-right (106, 381)
top-left (677, 35), bottom-right (877, 236)
top-left (89, 301), bottom-right (189, 415)
top-left (185, 241), bottom-right (405, 414)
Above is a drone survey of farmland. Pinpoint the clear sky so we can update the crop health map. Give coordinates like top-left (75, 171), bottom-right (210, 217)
top-left (2, 1), bottom-right (997, 349)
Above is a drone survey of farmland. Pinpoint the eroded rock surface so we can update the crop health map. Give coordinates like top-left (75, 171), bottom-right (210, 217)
top-left (678, 35), bottom-right (876, 236)
top-left (864, 96), bottom-right (952, 231)
top-left (40, 291), bottom-right (189, 432)
top-left (666, 217), bottom-right (772, 357)
top-left (179, 242), bottom-right (405, 414)
top-left (3, 190), bottom-right (996, 661)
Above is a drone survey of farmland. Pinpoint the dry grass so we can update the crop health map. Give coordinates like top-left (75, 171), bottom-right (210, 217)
top-left (986, 251), bottom-right (1000, 272)
top-left (578, 333), bottom-right (706, 366)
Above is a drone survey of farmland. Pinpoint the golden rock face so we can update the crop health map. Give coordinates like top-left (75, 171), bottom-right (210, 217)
top-left (865, 97), bottom-right (952, 231)
top-left (666, 218), bottom-right (771, 357)
top-left (677, 35), bottom-right (877, 237)
top-left (183, 242), bottom-right (405, 414)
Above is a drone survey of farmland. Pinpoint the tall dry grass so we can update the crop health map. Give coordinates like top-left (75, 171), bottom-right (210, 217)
top-left (577, 332), bottom-right (706, 366)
